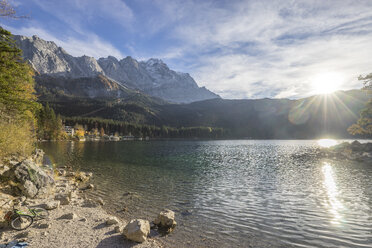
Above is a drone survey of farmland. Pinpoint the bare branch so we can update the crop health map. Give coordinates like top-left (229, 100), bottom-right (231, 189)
top-left (0, 0), bottom-right (29, 19)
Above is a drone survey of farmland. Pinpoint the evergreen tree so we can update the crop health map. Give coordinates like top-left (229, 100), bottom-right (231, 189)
top-left (0, 27), bottom-right (40, 158)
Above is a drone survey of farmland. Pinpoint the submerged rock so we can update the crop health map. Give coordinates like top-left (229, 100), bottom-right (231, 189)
top-left (123, 219), bottom-right (150, 243)
top-left (154, 209), bottom-right (177, 228)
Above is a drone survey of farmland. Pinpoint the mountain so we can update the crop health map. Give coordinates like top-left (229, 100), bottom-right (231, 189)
top-left (157, 90), bottom-right (369, 138)
top-left (12, 35), bottom-right (369, 139)
top-left (13, 35), bottom-right (219, 103)
top-left (40, 84), bottom-right (369, 139)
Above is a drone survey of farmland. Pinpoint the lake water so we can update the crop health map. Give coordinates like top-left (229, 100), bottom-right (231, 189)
top-left (39, 140), bottom-right (372, 248)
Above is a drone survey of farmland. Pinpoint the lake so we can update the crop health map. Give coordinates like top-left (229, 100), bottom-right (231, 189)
top-left (39, 140), bottom-right (372, 248)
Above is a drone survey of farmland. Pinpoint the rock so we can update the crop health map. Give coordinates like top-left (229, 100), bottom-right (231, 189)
top-left (86, 184), bottom-right (94, 190)
top-left (3, 159), bottom-right (55, 198)
top-left (68, 190), bottom-right (78, 199)
top-left (15, 231), bottom-right (29, 239)
top-left (0, 165), bottom-right (10, 176)
top-left (97, 197), bottom-right (104, 206)
top-left (106, 216), bottom-right (119, 225)
top-left (32, 149), bottom-right (45, 165)
top-left (58, 169), bottom-right (66, 176)
top-left (55, 194), bottom-right (70, 205)
top-left (60, 212), bottom-right (77, 220)
top-left (123, 219), bottom-right (150, 243)
top-left (79, 218), bottom-right (87, 222)
top-left (0, 232), bottom-right (4, 240)
top-left (76, 172), bottom-right (90, 182)
top-left (66, 171), bottom-right (75, 177)
top-left (18, 180), bottom-right (38, 198)
top-left (43, 200), bottom-right (60, 210)
top-left (154, 209), bottom-right (177, 228)
top-left (82, 199), bottom-right (99, 208)
top-left (114, 225), bottom-right (123, 233)
top-left (37, 223), bottom-right (50, 229)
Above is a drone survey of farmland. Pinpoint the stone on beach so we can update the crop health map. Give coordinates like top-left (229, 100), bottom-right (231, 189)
top-left (59, 212), bottom-right (77, 220)
top-left (2, 159), bottom-right (55, 198)
top-left (86, 184), bottom-right (94, 190)
top-left (114, 225), bottom-right (123, 233)
top-left (43, 200), bottom-right (60, 210)
top-left (123, 219), bottom-right (150, 243)
top-left (106, 216), bottom-right (119, 225)
top-left (55, 194), bottom-right (70, 205)
top-left (154, 209), bottom-right (177, 228)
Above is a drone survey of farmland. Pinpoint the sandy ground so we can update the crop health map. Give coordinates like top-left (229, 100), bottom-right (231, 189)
top-left (0, 176), bottom-right (163, 248)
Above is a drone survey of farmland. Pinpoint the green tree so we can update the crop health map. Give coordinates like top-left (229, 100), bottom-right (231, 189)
top-left (37, 104), bottom-right (63, 140)
top-left (0, 27), bottom-right (40, 158)
top-left (348, 73), bottom-right (372, 136)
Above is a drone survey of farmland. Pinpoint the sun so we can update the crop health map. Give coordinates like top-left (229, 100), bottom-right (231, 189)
top-left (311, 72), bottom-right (344, 95)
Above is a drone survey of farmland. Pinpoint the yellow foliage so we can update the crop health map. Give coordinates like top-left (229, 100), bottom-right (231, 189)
top-left (0, 117), bottom-right (35, 158)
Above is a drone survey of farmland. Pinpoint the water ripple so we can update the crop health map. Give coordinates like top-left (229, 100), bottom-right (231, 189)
top-left (40, 140), bottom-right (372, 248)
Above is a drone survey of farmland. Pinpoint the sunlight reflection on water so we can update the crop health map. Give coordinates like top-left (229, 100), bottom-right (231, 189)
top-left (317, 139), bottom-right (338, 148)
top-left (322, 162), bottom-right (344, 225)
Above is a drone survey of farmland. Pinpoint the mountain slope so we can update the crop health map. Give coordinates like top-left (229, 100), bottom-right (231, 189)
top-left (14, 35), bottom-right (219, 103)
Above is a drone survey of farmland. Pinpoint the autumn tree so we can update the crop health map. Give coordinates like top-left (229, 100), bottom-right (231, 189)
top-left (0, 26), bottom-right (40, 158)
top-left (348, 73), bottom-right (372, 137)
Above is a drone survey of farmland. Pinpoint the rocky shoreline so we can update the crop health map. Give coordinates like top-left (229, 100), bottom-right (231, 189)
top-left (0, 150), bottom-right (175, 248)
top-left (318, 141), bottom-right (372, 163)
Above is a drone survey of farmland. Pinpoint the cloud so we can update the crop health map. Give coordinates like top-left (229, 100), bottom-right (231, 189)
top-left (5, 24), bottom-right (124, 58)
top-left (150, 0), bottom-right (372, 99)
top-left (5, 0), bottom-right (372, 99)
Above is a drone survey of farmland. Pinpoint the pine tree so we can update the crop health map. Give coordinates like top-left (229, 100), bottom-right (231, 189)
top-left (0, 27), bottom-right (40, 158)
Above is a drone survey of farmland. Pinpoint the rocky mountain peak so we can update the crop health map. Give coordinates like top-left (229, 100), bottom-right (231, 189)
top-left (14, 34), bottom-right (220, 103)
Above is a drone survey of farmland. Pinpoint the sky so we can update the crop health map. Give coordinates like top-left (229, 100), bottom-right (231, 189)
top-left (2, 0), bottom-right (372, 99)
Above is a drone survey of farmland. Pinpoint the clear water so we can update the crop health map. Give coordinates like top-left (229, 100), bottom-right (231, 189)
top-left (39, 140), bottom-right (372, 248)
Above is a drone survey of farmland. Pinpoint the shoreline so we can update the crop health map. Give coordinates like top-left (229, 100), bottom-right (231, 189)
top-left (0, 153), bottom-right (164, 248)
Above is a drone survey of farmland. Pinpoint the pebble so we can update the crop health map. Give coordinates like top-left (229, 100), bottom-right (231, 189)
top-left (106, 216), bottom-right (119, 225)
top-left (60, 212), bottom-right (77, 220)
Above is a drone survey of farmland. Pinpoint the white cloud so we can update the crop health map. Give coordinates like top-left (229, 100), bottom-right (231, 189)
top-left (5, 25), bottom-right (124, 58)
top-left (5, 0), bottom-right (372, 99)
top-left (151, 0), bottom-right (372, 99)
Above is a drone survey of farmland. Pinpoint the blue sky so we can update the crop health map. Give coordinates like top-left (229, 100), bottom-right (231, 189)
top-left (2, 0), bottom-right (372, 99)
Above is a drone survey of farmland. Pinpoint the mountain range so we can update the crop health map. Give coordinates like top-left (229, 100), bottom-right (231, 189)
top-left (12, 34), bottom-right (370, 138)
top-left (14, 35), bottom-right (219, 103)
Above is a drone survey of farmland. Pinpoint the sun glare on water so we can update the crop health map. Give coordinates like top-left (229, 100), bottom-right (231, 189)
top-left (311, 72), bottom-right (344, 95)
top-left (318, 139), bottom-right (338, 148)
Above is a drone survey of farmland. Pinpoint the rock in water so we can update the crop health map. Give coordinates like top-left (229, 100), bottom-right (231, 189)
top-left (123, 219), bottom-right (150, 243)
top-left (154, 209), bottom-right (177, 228)
top-left (3, 159), bottom-right (55, 198)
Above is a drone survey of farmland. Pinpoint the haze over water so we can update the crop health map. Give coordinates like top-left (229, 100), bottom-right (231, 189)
top-left (40, 140), bottom-right (372, 248)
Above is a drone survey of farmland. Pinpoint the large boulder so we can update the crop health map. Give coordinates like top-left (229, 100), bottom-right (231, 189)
top-left (154, 209), bottom-right (177, 228)
top-left (123, 219), bottom-right (150, 243)
top-left (3, 159), bottom-right (55, 198)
